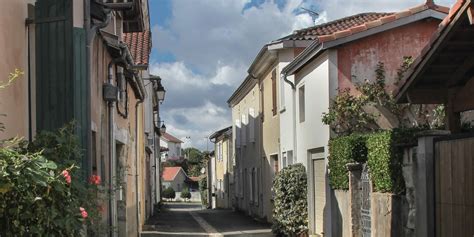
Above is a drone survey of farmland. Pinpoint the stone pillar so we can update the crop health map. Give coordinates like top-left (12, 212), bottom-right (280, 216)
top-left (415, 131), bottom-right (449, 237)
top-left (347, 163), bottom-right (362, 237)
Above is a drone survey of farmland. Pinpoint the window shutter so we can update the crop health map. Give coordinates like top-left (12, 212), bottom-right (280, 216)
top-left (249, 108), bottom-right (255, 143)
top-left (241, 114), bottom-right (247, 146)
top-left (255, 168), bottom-right (259, 205)
top-left (235, 119), bottom-right (241, 148)
top-left (272, 69), bottom-right (277, 116)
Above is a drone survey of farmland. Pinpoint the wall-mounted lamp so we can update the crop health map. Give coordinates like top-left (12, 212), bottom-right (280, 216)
top-left (143, 75), bottom-right (166, 103)
top-left (160, 122), bottom-right (167, 134)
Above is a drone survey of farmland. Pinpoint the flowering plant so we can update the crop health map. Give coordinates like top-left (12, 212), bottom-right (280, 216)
top-left (0, 125), bottom-right (106, 236)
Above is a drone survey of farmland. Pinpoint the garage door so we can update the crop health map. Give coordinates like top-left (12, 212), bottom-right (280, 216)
top-left (312, 155), bottom-right (325, 235)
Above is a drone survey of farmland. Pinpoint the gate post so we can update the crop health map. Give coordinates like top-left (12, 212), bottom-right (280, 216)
top-left (415, 131), bottom-right (449, 237)
top-left (347, 163), bottom-right (363, 237)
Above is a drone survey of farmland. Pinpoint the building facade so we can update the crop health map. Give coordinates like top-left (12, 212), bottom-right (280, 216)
top-left (160, 132), bottom-right (183, 161)
top-left (0, 1), bottom-right (162, 236)
top-left (210, 126), bottom-right (233, 209)
top-left (281, 3), bottom-right (448, 236)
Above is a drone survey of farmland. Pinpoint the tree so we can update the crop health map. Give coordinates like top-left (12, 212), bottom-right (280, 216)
top-left (180, 187), bottom-right (191, 201)
top-left (162, 187), bottom-right (176, 200)
top-left (0, 69), bottom-right (23, 133)
top-left (322, 58), bottom-right (445, 135)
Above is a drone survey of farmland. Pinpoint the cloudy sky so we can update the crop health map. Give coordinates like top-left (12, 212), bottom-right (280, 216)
top-left (149, 0), bottom-right (455, 150)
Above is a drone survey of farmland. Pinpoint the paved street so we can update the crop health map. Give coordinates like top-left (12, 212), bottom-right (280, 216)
top-left (141, 203), bottom-right (274, 237)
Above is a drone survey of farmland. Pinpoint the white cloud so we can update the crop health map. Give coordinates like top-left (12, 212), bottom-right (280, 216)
top-left (314, 0), bottom-right (456, 22)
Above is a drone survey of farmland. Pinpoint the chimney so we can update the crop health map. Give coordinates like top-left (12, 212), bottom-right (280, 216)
top-left (426, 0), bottom-right (436, 7)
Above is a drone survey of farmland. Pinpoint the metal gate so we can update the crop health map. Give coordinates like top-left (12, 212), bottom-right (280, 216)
top-left (361, 164), bottom-right (371, 237)
top-left (434, 135), bottom-right (474, 237)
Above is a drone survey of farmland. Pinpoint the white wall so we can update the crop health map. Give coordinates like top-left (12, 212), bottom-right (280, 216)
top-left (295, 53), bottom-right (330, 167)
top-left (278, 49), bottom-right (298, 169)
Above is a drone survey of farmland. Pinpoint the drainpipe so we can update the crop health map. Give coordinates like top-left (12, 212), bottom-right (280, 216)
top-left (282, 72), bottom-right (297, 164)
top-left (135, 92), bottom-right (144, 237)
top-left (107, 58), bottom-right (121, 237)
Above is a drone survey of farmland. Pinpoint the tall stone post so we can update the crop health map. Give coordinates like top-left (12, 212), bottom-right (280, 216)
top-left (347, 163), bottom-right (362, 237)
top-left (415, 131), bottom-right (449, 237)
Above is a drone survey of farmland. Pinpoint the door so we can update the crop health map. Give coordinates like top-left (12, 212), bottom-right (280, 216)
top-left (310, 150), bottom-right (325, 236)
top-left (434, 136), bottom-right (474, 237)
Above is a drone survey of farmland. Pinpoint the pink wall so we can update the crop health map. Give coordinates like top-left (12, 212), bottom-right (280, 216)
top-left (337, 19), bottom-right (440, 94)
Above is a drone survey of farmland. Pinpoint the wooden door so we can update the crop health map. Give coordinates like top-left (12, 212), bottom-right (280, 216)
top-left (312, 157), bottom-right (325, 235)
top-left (435, 136), bottom-right (474, 237)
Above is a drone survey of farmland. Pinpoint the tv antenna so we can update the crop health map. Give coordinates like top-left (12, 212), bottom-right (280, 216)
top-left (301, 7), bottom-right (319, 18)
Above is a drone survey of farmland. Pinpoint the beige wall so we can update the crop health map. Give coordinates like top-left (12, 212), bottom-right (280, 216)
top-left (231, 82), bottom-right (263, 217)
top-left (0, 0), bottom-right (34, 140)
top-left (260, 64), bottom-right (280, 221)
top-left (215, 136), bottom-right (231, 208)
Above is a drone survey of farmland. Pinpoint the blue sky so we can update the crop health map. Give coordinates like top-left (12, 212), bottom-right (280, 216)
top-left (148, 0), bottom-right (454, 150)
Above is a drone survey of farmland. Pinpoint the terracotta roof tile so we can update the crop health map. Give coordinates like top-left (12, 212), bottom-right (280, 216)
top-left (122, 30), bottom-right (152, 66)
top-left (162, 167), bottom-right (183, 182)
top-left (282, 12), bottom-right (392, 41)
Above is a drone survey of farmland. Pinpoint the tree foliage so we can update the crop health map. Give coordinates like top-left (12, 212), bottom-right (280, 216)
top-left (0, 69), bottom-right (23, 133)
top-left (162, 187), bottom-right (176, 200)
top-left (180, 187), bottom-right (191, 201)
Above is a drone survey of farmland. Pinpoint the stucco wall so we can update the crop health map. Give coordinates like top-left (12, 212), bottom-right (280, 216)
top-left (261, 64), bottom-right (280, 221)
top-left (0, 0), bottom-right (34, 140)
top-left (231, 82), bottom-right (262, 217)
top-left (337, 19), bottom-right (440, 94)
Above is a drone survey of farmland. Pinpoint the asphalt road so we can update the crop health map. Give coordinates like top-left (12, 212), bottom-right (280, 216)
top-left (141, 202), bottom-right (274, 237)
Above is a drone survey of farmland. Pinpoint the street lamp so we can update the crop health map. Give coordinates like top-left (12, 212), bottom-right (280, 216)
top-left (143, 75), bottom-right (166, 103)
top-left (160, 123), bottom-right (166, 134)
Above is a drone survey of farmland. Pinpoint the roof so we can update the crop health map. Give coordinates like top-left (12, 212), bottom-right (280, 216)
top-left (122, 30), bottom-right (152, 67)
top-left (162, 167), bottom-right (184, 182)
top-left (162, 132), bottom-right (183, 143)
top-left (209, 126), bottom-right (232, 140)
top-left (396, 0), bottom-right (474, 105)
top-left (279, 12), bottom-right (392, 41)
top-left (282, 1), bottom-right (449, 76)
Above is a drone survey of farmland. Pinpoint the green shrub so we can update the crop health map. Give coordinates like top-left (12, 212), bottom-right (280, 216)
top-left (180, 188), bottom-right (191, 201)
top-left (0, 126), bottom-right (104, 236)
top-left (162, 187), bottom-right (176, 200)
top-left (272, 164), bottom-right (308, 236)
top-left (199, 177), bottom-right (208, 206)
top-left (328, 134), bottom-right (368, 190)
top-left (366, 128), bottom-right (423, 193)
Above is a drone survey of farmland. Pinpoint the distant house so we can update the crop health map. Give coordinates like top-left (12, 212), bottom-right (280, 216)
top-left (160, 132), bottom-right (183, 161)
top-left (209, 126), bottom-right (233, 209)
top-left (161, 166), bottom-right (198, 192)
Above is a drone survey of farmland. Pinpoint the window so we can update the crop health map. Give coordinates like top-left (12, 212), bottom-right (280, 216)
top-left (250, 169), bottom-right (254, 202)
top-left (280, 73), bottom-right (285, 110)
top-left (282, 152), bottom-right (287, 168)
top-left (235, 119), bottom-right (241, 148)
top-left (272, 69), bottom-right (277, 116)
top-left (287, 150), bottom-right (294, 166)
top-left (91, 131), bottom-right (97, 175)
top-left (241, 114), bottom-right (247, 146)
top-left (299, 85), bottom-right (305, 123)
top-left (271, 155), bottom-right (279, 174)
top-left (249, 108), bottom-right (255, 143)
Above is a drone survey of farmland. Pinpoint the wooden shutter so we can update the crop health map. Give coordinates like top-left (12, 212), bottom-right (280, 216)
top-left (272, 69), bottom-right (277, 116)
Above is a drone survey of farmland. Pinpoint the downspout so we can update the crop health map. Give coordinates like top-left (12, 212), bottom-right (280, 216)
top-left (135, 92), bottom-right (144, 237)
top-left (282, 72), bottom-right (297, 164)
top-left (107, 56), bottom-right (123, 237)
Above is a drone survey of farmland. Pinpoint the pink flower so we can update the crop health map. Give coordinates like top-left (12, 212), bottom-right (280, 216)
top-left (62, 170), bottom-right (71, 184)
top-left (80, 207), bottom-right (88, 219)
top-left (88, 175), bottom-right (101, 185)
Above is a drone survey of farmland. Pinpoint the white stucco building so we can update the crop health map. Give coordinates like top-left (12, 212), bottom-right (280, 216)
top-left (160, 132), bottom-right (183, 161)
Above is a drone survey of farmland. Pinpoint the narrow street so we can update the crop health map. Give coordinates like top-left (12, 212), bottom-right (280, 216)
top-left (141, 203), bottom-right (274, 237)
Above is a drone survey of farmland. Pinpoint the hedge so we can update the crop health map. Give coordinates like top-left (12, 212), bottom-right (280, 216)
top-left (272, 164), bottom-right (308, 236)
top-left (366, 128), bottom-right (421, 193)
top-left (328, 134), bottom-right (368, 190)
